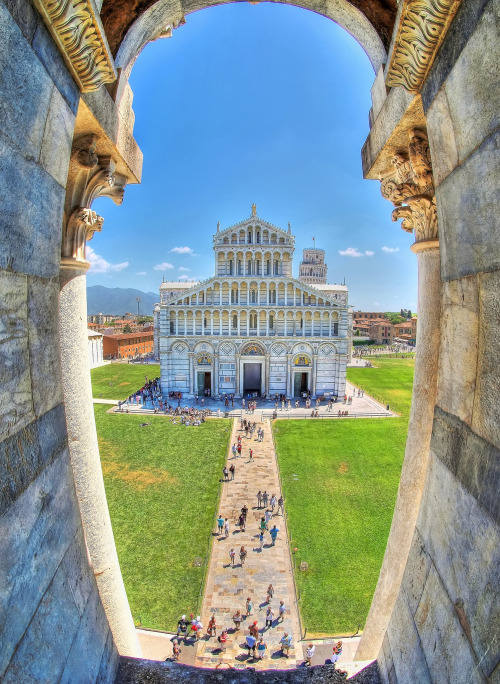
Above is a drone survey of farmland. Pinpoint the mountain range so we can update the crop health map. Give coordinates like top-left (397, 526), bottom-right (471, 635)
top-left (87, 286), bottom-right (159, 316)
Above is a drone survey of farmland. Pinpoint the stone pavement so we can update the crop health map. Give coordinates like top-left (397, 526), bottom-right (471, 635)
top-left (193, 418), bottom-right (302, 670)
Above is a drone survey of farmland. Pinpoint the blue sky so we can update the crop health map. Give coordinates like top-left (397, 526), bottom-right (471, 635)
top-left (90, 2), bottom-right (418, 312)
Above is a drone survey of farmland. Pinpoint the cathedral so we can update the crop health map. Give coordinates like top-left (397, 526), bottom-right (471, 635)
top-left (157, 206), bottom-right (351, 399)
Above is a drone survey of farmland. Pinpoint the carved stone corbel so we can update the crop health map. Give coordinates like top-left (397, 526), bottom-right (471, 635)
top-left (380, 128), bottom-right (438, 247)
top-left (61, 134), bottom-right (127, 271)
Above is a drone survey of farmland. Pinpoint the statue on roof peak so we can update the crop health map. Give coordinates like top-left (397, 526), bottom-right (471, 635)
top-left (251, 203), bottom-right (257, 216)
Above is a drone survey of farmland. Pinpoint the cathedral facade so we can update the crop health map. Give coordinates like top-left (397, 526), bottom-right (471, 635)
top-left (158, 207), bottom-right (350, 399)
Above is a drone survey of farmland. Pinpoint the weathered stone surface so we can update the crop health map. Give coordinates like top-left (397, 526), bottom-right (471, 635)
top-left (370, 65), bottom-right (388, 121)
top-left (399, 528), bottom-right (431, 618)
top-left (40, 87), bottom-right (76, 188)
top-left (436, 276), bottom-right (479, 425)
top-left (472, 269), bottom-right (500, 449)
top-left (83, 88), bottom-right (119, 149)
top-left (32, 19), bottom-right (80, 114)
top-left (377, 634), bottom-right (396, 684)
top-left (2, 0), bottom-right (38, 43)
top-left (28, 276), bottom-right (64, 417)
top-left (0, 135), bottom-right (65, 277)
top-left (441, 0), bottom-right (500, 165)
top-left (417, 451), bottom-right (500, 677)
top-left (0, 451), bottom-right (80, 676)
top-left (437, 128), bottom-right (500, 281)
top-left (0, 1), bottom-right (52, 158)
top-left (97, 629), bottom-right (120, 684)
top-left (62, 528), bottom-right (95, 618)
top-left (425, 86), bottom-right (459, 188)
top-left (414, 563), bottom-right (482, 683)
top-left (37, 402), bottom-right (67, 464)
top-left (0, 270), bottom-right (33, 441)
top-left (421, 0), bottom-right (492, 112)
top-left (387, 590), bottom-right (432, 683)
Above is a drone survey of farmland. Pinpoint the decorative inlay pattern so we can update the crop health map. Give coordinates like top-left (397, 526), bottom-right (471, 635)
top-left (386, 0), bottom-right (462, 93)
top-left (271, 344), bottom-right (286, 356)
top-left (220, 343), bottom-right (234, 356)
top-left (31, 0), bottom-right (117, 92)
top-left (319, 344), bottom-right (334, 357)
top-left (173, 343), bottom-right (186, 353)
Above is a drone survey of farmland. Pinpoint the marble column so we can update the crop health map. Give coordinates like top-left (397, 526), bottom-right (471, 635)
top-left (286, 354), bottom-right (292, 397)
top-left (311, 354), bottom-right (318, 396)
top-left (59, 261), bottom-right (140, 657)
top-left (357, 128), bottom-right (441, 660)
top-left (188, 352), bottom-right (194, 395)
top-left (235, 354), bottom-right (241, 396)
top-left (213, 355), bottom-right (219, 396)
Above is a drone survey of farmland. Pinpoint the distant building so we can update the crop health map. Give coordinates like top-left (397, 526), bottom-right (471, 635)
top-left (102, 331), bottom-right (154, 359)
top-left (298, 247), bottom-right (328, 284)
top-left (87, 329), bottom-right (104, 368)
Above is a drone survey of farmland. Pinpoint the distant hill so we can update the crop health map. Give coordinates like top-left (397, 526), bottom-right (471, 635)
top-left (87, 286), bottom-right (159, 316)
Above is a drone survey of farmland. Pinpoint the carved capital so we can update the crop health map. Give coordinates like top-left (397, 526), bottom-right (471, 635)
top-left (387, 0), bottom-right (462, 93)
top-left (31, 0), bottom-right (116, 93)
top-left (380, 128), bottom-right (438, 245)
top-left (62, 135), bottom-right (127, 269)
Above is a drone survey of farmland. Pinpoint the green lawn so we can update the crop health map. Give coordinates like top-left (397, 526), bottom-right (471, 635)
top-left (91, 363), bottom-right (160, 400)
top-left (347, 357), bottom-right (415, 418)
top-left (94, 405), bottom-right (231, 630)
top-left (273, 357), bottom-right (414, 635)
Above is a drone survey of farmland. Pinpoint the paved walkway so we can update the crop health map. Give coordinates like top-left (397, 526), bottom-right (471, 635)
top-left (194, 418), bottom-right (302, 670)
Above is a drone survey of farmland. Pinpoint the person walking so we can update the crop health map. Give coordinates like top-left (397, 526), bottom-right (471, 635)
top-left (249, 621), bottom-right (259, 639)
top-left (172, 639), bottom-right (181, 661)
top-left (332, 641), bottom-right (343, 668)
top-left (257, 637), bottom-right (267, 660)
top-left (278, 600), bottom-right (285, 622)
top-left (256, 490), bottom-right (262, 508)
top-left (270, 525), bottom-right (279, 546)
top-left (238, 512), bottom-right (246, 532)
top-left (218, 628), bottom-right (228, 651)
top-left (259, 517), bottom-right (266, 535)
top-left (305, 643), bottom-right (315, 666)
top-left (270, 494), bottom-right (277, 512)
top-left (217, 515), bottom-right (224, 535)
top-left (249, 448), bottom-right (253, 462)
top-left (280, 633), bottom-right (292, 658)
top-left (264, 509), bottom-right (272, 529)
top-left (245, 597), bottom-right (253, 617)
top-left (265, 607), bottom-right (274, 629)
top-left (262, 491), bottom-right (269, 507)
top-left (224, 518), bottom-right (230, 537)
top-left (229, 464), bottom-right (235, 480)
top-left (176, 615), bottom-right (188, 640)
top-left (245, 634), bottom-right (256, 658)
top-left (258, 531), bottom-right (264, 550)
top-left (277, 496), bottom-right (284, 515)
top-left (232, 610), bottom-right (243, 630)
top-left (237, 443), bottom-right (242, 457)
top-left (239, 546), bottom-right (247, 566)
top-left (207, 615), bottom-right (217, 637)
top-left (222, 466), bottom-right (229, 481)
top-left (266, 584), bottom-right (274, 603)
top-left (229, 548), bottom-right (235, 567)
top-left (232, 444), bottom-right (237, 458)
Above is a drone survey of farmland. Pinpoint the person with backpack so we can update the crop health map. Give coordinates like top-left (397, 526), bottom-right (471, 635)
top-left (239, 546), bottom-right (247, 566)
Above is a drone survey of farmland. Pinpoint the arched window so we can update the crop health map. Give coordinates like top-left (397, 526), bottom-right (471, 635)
top-left (237, 260), bottom-right (242, 275)
top-left (256, 231), bottom-right (260, 243)
top-left (250, 289), bottom-right (257, 304)
top-left (232, 315), bottom-right (238, 329)
top-left (248, 230), bottom-right (252, 244)
top-left (231, 289), bottom-right (238, 304)
top-left (269, 315), bottom-right (274, 330)
top-left (250, 314), bottom-right (257, 328)
top-left (269, 289), bottom-right (276, 304)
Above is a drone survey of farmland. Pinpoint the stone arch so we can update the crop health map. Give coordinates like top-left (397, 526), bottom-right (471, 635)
top-left (241, 341), bottom-right (266, 356)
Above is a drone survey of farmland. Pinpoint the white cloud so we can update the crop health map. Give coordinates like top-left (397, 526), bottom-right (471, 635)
top-left (170, 246), bottom-right (193, 254)
top-left (87, 246), bottom-right (129, 273)
top-left (179, 275), bottom-right (199, 281)
top-left (153, 262), bottom-right (174, 271)
top-left (338, 247), bottom-right (374, 258)
top-left (178, 267), bottom-right (191, 272)
top-left (382, 246), bottom-right (400, 253)
top-left (135, 271), bottom-right (147, 276)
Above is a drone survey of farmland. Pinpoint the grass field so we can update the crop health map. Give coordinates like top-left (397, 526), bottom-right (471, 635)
top-left (94, 405), bottom-right (231, 630)
top-left (347, 357), bottom-right (415, 418)
top-left (274, 357), bottom-right (414, 635)
top-left (91, 363), bottom-right (160, 400)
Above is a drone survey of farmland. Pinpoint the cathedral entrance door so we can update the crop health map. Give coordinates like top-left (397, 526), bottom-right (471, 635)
top-left (197, 371), bottom-right (212, 396)
top-left (294, 372), bottom-right (308, 397)
top-left (243, 363), bottom-right (261, 397)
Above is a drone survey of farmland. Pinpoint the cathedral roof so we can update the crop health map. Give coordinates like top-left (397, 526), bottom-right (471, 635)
top-left (214, 205), bottom-right (294, 243)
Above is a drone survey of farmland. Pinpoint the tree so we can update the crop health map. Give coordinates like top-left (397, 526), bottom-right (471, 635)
top-left (123, 324), bottom-right (132, 333)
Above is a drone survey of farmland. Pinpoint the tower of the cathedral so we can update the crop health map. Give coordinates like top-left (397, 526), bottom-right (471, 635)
top-left (298, 247), bottom-right (328, 284)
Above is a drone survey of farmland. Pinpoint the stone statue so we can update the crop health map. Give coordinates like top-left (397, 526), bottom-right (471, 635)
top-left (251, 203), bottom-right (257, 216)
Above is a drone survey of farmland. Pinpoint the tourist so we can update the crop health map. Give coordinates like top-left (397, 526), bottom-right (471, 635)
top-left (278, 600), bottom-right (285, 622)
top-left (238, 513), bottom-right (246, 531)
top-left (229, 464), bottom-right (235, 480)
top-left (217, 515), bottom-right (224, 535)
top-left (332, 640), bottom-right (343, 668)
top-left (237, 443), bottom-right (242, 457)
top-left (280, 633), bottom-right (292, 658)
top-left (287, 399), bottom-right (291, 410)
top-left (257, 490), bottom-right (262, 508)
top-left (245, 597), bottom-right (253, 616)
top-left (232, 444), bottom-right (237, 458)
top-left (229, 548), bottom-right (236, 566)
top-left (241, 504), bottom-right (248, 519)
top-left (232, 610), bottom-right (243, 630)
top-left (277, 496), bottom-right (284, 515)
top-left (305, 643), bottom-right (315, 666)
top-left (245, 634), bottom-right (256, 657)
top-left (257, 637), bottom-right (267, 660)
top-left (267, 584), bottom-right (274, 602)
top-left (218, 628), bottom-right (228, 651)
top-left (222, 466), bottom-right (229, 481)
top-left (240, 546), bottom-right (247, 566)
top-left (249, 448), bottom-right (253, 462)
top-left (265, 607), bottom-right (274, 629)
top-left (270, 525), bottom-right (279, 545)
top-left (172, 639), bottom-right (181, 661)
top-left (207, 615), bottom-right (217, 637)
top-left (176, 614), bottom-right (188, 640)
top-left (259, 531), bottom-right (264, 549)
top-left (262, 491), bottom-right (269, 507)
top-left (264, 509), bottom-right (272, 529)
top-left (249, 621), bottom-right (259, 638)
top-left (224, 518), bottom-right (230, 537)
top-left (270, 494), bottom-right (277, 512)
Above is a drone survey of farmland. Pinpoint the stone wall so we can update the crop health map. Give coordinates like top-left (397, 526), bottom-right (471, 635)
top-left (375, 0), bottom-right (500, 679)
top-left (0, 0), bottom-right (119, 680)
